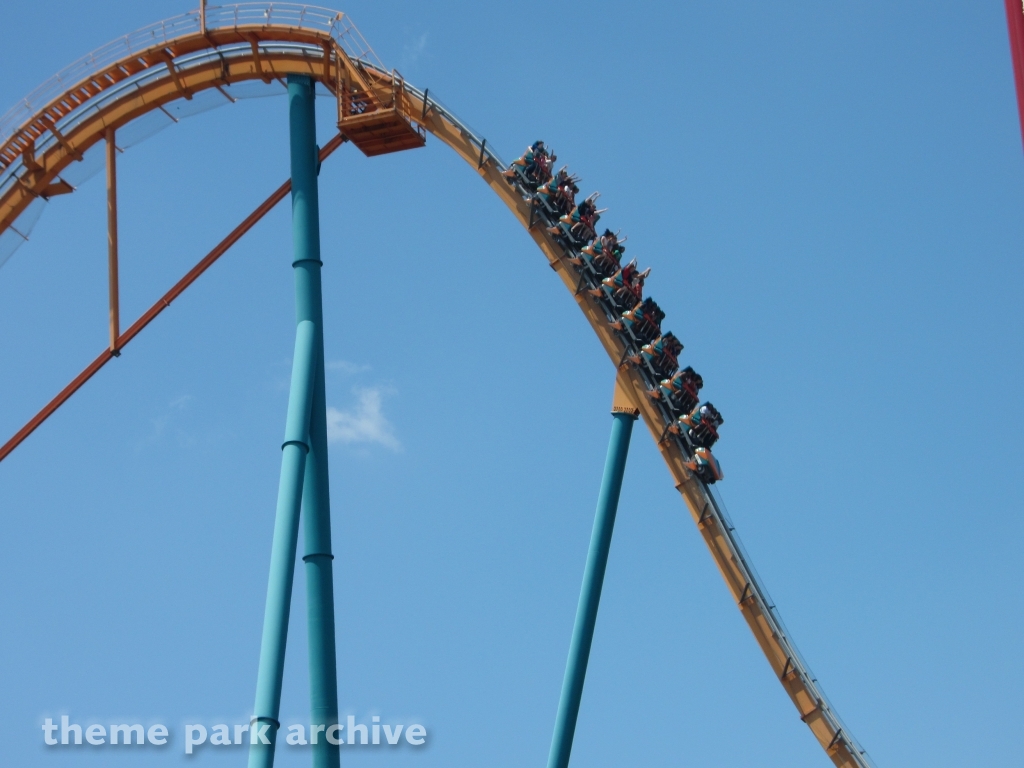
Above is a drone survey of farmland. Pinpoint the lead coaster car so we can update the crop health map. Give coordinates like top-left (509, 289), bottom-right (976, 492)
top-left (685, 446), bottom-right (724, 484)
top-left (503, 142), bottom-right (554, 192)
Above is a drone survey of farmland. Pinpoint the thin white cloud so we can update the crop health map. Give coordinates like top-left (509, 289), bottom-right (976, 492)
top-left (326, 387), bottom-right (400, 451)
top-left (401, 31), bottom-right (428, 67)
top-left (326, 359), bottom-right (371, 376)
top-left (139, 394), bottom-right (194, 448)
top-left (152, 394), bottom-right (192, 435)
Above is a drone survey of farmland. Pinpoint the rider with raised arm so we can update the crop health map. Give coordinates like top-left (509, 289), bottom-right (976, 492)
top-left (590, 260), bottom-right (648, 312)
top-left (537, 168), bottom-right (578, 218)
top-left (581, 229), bottom-right (625, 278)
top-left (551, 193), bottom-right (599, 242)
top-left (505, 140), bottom-right (549, 184)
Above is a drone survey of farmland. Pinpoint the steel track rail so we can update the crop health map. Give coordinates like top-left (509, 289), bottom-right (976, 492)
top-left (0, 8), bottom-right (875, 767)
top-left (388, 76), bottom-right (875, 768)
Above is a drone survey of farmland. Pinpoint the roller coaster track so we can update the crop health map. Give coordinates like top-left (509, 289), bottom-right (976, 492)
top-left (0, 5), bottom-right (875, 767)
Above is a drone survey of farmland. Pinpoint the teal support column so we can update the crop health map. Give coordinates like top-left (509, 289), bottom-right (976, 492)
top-left (303, 369), bottom-right (340, 768)
top-left (288, 74), bottom-right (342, 768)
top-left (248, 74), bottom-right (339, 768)
top-left (546, 406), bottom-right (636, 768)
top-left (249, 321), bottom-right (317, 768)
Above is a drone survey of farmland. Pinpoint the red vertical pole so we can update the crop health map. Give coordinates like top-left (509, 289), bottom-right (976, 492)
top-left (1004, 0), bottom-right (1024, 150)
top-left (106, 128), bottom-right (120, 353)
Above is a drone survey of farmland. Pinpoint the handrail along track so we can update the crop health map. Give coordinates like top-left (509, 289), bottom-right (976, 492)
top-left (0, 7), bottom-right (874, 767)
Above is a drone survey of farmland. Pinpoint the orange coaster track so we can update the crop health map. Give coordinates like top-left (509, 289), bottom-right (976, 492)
top-left (0, 5), bottom-right (874, 767)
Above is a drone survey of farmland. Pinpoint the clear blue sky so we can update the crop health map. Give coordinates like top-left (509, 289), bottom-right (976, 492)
top-left (0, 1), bottom-right (1021, 767)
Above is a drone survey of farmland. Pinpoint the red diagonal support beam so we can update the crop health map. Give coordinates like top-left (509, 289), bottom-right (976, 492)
top-left (1005, 0), bottom-right (1024, 150)
top-left (0, 133), bottom-right (346, 465)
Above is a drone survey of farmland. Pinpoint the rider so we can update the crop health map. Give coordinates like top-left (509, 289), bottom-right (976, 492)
top-left (557, 178), bottom-right (580, 216)
top-left (648, 366), bottom-right (703, 415)
top-left (674, 402), bottom-right (723, 448)
top-left (552, 194), bottom-right (597, 238)
top-left (612, 297), bottom-right (664, 344)
top-left (638, 332), bottom-right (682, 378)
top-left (524, 140), bottom-right (546, 166)
top-left (591, 261), bottom-right (647, 308)
top-left (506, 140), bottom-right (547, 177)
top-left (529, 150), bottom-right (554, 185)
top-left (575, 196), bottom-right (596, 222)
top-left (537, 166), bottom-right (566, 196)
top-left (538, 168), bottom-right (576, 214)
top-left (585, 229), bottom-right (625, 261)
